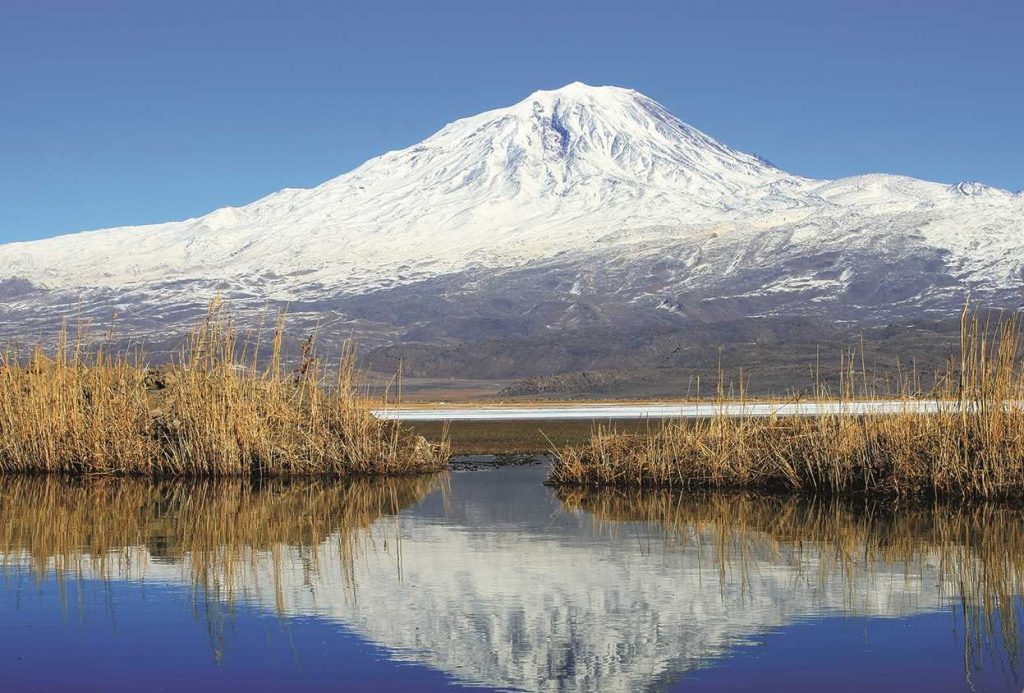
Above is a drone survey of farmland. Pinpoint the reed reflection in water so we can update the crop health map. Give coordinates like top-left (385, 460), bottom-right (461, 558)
top-left (0, 474), bottom-right (443, 611)
top-left (559, 487), bottom-right (1024, 683)
top-left (2, 468), bottom-right (1023, 691)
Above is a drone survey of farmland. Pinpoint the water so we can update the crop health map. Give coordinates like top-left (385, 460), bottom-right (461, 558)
top-left (374, 400), bottom-right (962, 421)
top-left (1, 463), bottom-right (1022, 692)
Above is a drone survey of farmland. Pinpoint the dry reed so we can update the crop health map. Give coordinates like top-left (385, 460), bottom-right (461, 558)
top-left (551, 305), bottom-right (1024, 499)
top-left (0, 301), bottom-right (448, 477)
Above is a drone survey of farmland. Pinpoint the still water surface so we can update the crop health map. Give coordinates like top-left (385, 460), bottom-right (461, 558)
top-left (1, 462), bottom-right (1022, 691)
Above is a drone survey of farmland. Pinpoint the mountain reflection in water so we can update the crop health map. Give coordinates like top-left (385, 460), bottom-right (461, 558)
top-left (1, 465), bottom-right (1022, 691)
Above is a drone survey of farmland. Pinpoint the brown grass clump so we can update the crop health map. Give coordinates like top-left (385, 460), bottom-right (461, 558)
top-left (0, 301), bottom-right (448, 477)
top-left (551, 306), bottom-right (1024, 499)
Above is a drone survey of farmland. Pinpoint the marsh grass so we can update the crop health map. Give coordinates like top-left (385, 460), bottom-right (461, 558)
top-left (551, 306), bottom-right (1024, 499)
top-left (0, 301), bottom-right (448, 477)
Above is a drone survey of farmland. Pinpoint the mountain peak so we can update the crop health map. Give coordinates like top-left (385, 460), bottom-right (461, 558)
top-left (518, 82), bottom-right (655, 116)
top-left (418, 82), bottom-right (793, 204)
top-left (526, 81), bottom-right (634, 99)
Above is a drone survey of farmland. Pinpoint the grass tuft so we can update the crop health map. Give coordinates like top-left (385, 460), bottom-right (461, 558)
top-left (0, 300), bottom-right (448, 477)
top-left (550, 305), bottom-right (1024, 500)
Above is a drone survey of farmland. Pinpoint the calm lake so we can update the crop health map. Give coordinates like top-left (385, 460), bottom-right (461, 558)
top-left (1, 461), bottom-right (1022, 692)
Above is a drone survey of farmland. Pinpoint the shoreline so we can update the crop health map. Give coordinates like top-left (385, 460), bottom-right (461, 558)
top-left (375, 399), bottom-right (960, 422)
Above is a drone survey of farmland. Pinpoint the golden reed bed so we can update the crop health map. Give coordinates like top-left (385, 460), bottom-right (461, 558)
top-left (0, 302), bottom-right (448, 477)
top-left (551, 306), bottom-right (1024, 500)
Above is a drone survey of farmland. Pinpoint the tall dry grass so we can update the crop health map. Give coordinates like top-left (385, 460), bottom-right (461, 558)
top-left (551, 306), bottom-right (1024, 499)
top-left (0, 301), bottom-right (448, 477)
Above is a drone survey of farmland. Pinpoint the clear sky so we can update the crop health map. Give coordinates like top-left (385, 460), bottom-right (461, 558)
top-left (1, 0), bottom-right (1021, 243)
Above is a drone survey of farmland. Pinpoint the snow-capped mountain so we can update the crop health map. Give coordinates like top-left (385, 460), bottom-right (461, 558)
top-left (1, 82), bottom-right (1022, 367)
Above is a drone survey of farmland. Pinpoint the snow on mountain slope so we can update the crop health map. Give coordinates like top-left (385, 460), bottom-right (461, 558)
top-left (0, 83), bottom-right (808, 292)
top-left (0, 82), bottom-right (1022, 347)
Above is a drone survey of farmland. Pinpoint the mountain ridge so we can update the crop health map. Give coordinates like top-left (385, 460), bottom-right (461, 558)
top-left (1, 82), bottom-right (1022, 377)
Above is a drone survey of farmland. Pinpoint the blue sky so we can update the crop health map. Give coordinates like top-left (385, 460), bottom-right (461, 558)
top-left (1, 0), bottom-right (1021, 243)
